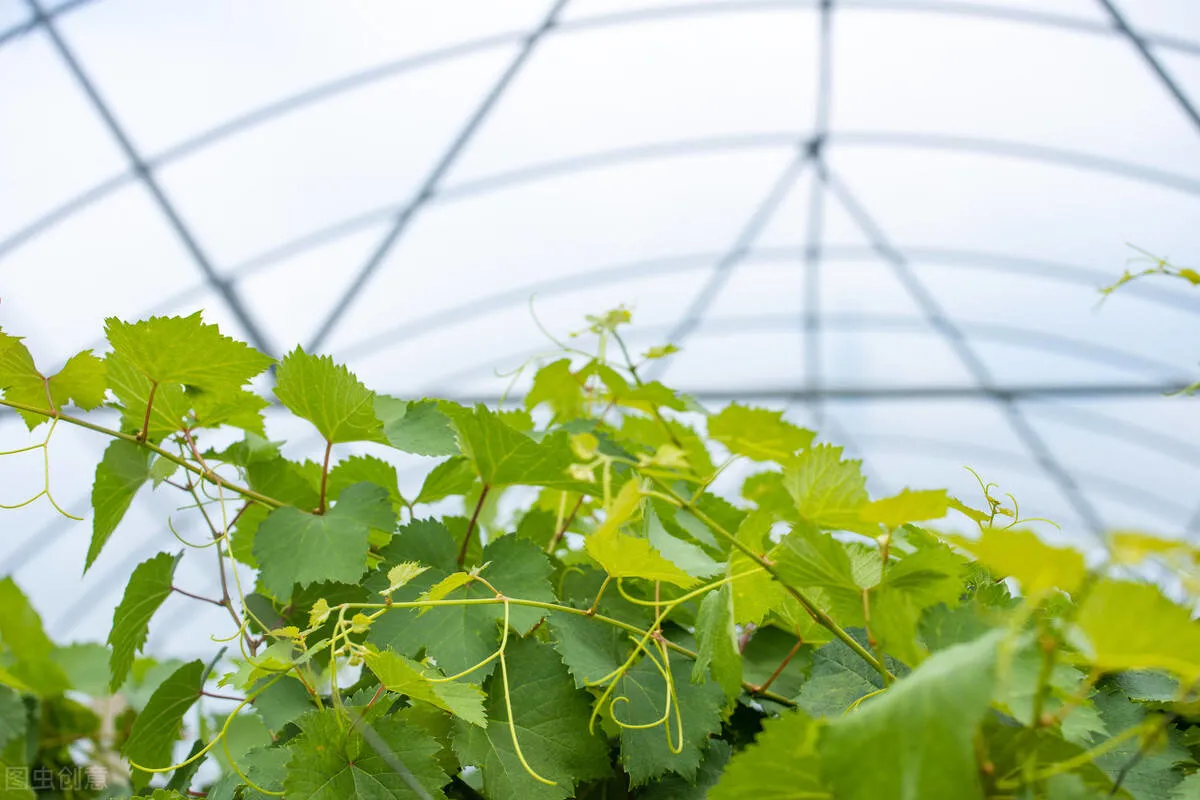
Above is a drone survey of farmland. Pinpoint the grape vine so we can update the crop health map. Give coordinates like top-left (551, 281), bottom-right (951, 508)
top-left (0, 302), bottom-right (1196, 800)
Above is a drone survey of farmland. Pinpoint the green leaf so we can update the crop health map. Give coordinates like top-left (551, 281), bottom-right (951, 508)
top-left (707, 404), bottom-right (814, 462)
top-left (953, 528), bottom-right (1086, 596)
top-left (189, 385), bottom-right (269, 435)
top-left (794, 635), bottom-right (888, 717)
top-left (444, 404), bottom-right (592, 490)
top-left (781, 444), bottom-right (873, 533)
top-left (327, 454), bottom-right (404, 509)
top-left (254, 482), bottom-right (396, 599)
top-left (415, 456), bottom-right (478, 505)
top-left (0, 686), bottom-right (25, 752)
top-left (525, 359), bottom-right (586, 422)
top-left (274, 347), bottom-right (384, 444)
top-left (453, 638), bottom-right (610, 800)
top-left (50, 643), bottom-right (111, 696)
top-left (621, 416), bottom-right (715, 479)
top-left (124, 660), bottom-right (205, 788)
top-left (375, 396), bottom-right (459, 457)
top-left (861, 489), bottom-right (950, 528)
top-left (548, 612), bottom-right (632, 689)
top-left (1075, 579), bottom-right (1200, 681)
top-left (709, 710), bottom-right (826, 800)
top-left (370, 531), bottom-right (556, 675)
top-left (166, 739), bottom-right (207, 794)
top-left (0, 577), bottom-right (69, 694)
top-left (87, 438), bottom-right (153, 570)
top-left (741, 626), bottom-right (811, 702)
top-left (771, 521), bottom-right (864, 623)
top-left (868, 542), bottom-right (969, 664)
top-left (640, 739), bottom-right (731, 800)
top-left (820, 631), bottom-right (1002, 800)
top-left (729, 511), bottom-right (786, 625)
top-left (692, 585), bottom-right (742, 701)
top-left (0, 333), bottom-right (107, 427)
top-left (1088, 684), bottom-right (1191, 800)
top-left (363, 648), bottom-right (485, 726)
top-left (105, 313), bottom-right (271, 393)
top-left (285, 708), bottom-right (447, 800)
top-left (615, 650), bottom-right (725, 785)
top-left (108, 551), bottom-right (182, 692)
top-left (586, 524), bottom-right (698, 588)
top-left (250, 676), bottom-right (314, 732)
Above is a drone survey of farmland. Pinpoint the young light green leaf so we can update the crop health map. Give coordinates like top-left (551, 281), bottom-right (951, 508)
top-left (0, 333), bottom-right (106, 427)
top-left (781, 444), bottom-right (873, 533)
top-left (105, 313), bottom-right (272, 393)
top-left (381, 562), bottom-right (428, 597)
top-left (615, 653), bottom-right (725, 785)
top-left (416, 572), bottom-right (475, 610)
top-left (363, 648), bottom-right (486, 726)
top-left (453, 638), bottom-right (611, 800)
top-left (374, 396), bottom-right (459, 456)
top-left (285, 709), bottom-right (447, 800)
top-left (707, 404), bottom-right (814, 462)
top-left (692, 585), bottom-right (742, 701)
top-left (953, 528), bottom-right (1086, 596)
top-left (108, 551), bottom-right (182, 692)
top-left (87, 438), bottom-right (153, 570)
top-left (525, 359), bottom-right (586, 422)
top-left (254, 482), bottom-right (397, 599)
top-left (709, 711), bottom-right (826, 800)
top-left (586, 525), bottom-right (699, 588)
top-left (771, 521), bottom-right (864, 623)
top-left (820, 631), bottom-right (1002, 800)
top-left (861, 488), bottom-right (950, 528)
top-left (124, 660), bottom-right (205, 788)
top-left (274, 347), bottom-right (384, 444)
top-left (729, 511), bottom-right (785, 625)
top-left (327, 454), bottom-right (404, 509)
top-left (868, 542), bottom-right (968, 665)
top-left (1075, 579), bottom-right (1200, 681)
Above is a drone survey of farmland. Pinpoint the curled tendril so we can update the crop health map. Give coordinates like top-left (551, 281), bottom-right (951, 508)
top-left (964, 466), bottom-right (1061, 532)
top-left (495, 598), bottom-right (556, 786)
top-left (0, 418), bottom-right (83, 520)
top-left (167, 514), bottom-right (221, 549)
top-left (128, 674), bottom-right (284, 777)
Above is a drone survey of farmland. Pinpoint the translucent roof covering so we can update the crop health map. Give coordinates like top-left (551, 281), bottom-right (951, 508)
top-left (2, 0), bottom-right (1200, 654)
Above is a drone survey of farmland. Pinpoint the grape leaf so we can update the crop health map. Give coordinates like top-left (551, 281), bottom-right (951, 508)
top-left (453, 638), bottom-right (610, 800)
top-left (0, 333), bottom-right (106, 427)
top-left (124, 660), bottom-right (205, 788)
top-left (741, 471), bottom-right (799, 523)
top-left (525, 359), bottom-right (586, 422)
top-left (370, 531), bottom-right (556, 675)
top-left (274, 347), bottom-right (385, 444)
top-left (820, 631), bottom-right (1002, 800)
top-left (781, 444), bottom-right (873, 533)
top-left (105, 313), bottom-right (271, 392)
top-left (375, 396), bottom-right (459, 456)
top-left (771, 521), bottom-right (863, 621)
top-left (640, 739), bottom-right (731, 800)
top-left (861, 489), bottom-right (950, 528)
top-left (794, 635), bottom-right (888, 717)
top-left (415, 456), bottom-right (477, 505)
top-left (707, 404), bottom-right (814, 462)
top-left (363, 648), bottom-right (486, 726)
top-left (285, 709), bottom-right (447, 800)
top-left (621, 415), bottom-right (715, 479)
top-left (87, 438), bottom-right (153, 570)
top-left (709, 710), bottom-right (826, 799)
top-left (327, 454), bottom-right (404, 509)
top-left (1075, 579), bottom-right (1200, 681)
top-left (868, 542), bottom-right (968, 664)
top-left (953, 528), bottom-right (1086, 596)
top-left (548, 612), bottom-right (632, 689)
top-left (1088, 684), bottom-right (1191, 800)
top-left (585, 525), bottom-right (698, 588)
top-left (615, 651), bottom-right (725, 785)
top-left (0, 578), bottom-right (69, 694)
top-left (0, 686), bottom-right (25, 752)
top-left (189, 385), bottom-right (270, 435)
top-left (443, 404), bottom-right (593, 490)
top-left (692, 585), bottom-right (742, 701)
top-left (729, 511), bottom-right (786, 625)
top-left (254, 482), bottom-right (397, 599)
top-left (108, 551), bottom-right (182, 692)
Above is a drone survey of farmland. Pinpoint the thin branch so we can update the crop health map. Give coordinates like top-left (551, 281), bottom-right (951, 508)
top-left (317, 439), bottom-right (334, 514)
top-left (457, 484), bottom-right (491, 566)
top-left (546, 495), bottom-right (584, 553)
top-left (171, 585), bottom-right (225, 607)
top-left (752, 637), bottom-right (804, 696)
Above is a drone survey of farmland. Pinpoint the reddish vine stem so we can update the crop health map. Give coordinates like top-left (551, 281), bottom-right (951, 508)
top-left (171, 585), bottom-right (224, 607)
top-left (547, 495), bottom-right (585, 552)
top-left (457, 484), bottom-right (491, 566)
top-left (137, 381), bottom-right (157, 442)
top-left (753, 637), bottom-right (804, 696)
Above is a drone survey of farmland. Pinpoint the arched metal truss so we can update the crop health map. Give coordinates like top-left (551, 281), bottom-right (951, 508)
top-left (3, 0), bottom-right (1200, 635)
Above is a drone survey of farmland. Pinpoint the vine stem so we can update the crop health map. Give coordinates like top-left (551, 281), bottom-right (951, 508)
top-left (995, 721), bottom-right (1152, 789)
top-left (457, 484), bottom-right (491, 566)
top-left (546, 495), bottom-right (584, 554)
top-left (0, 398), bottom-right (281, 509)
top-left (753, 637), bottom-right (804, 696)
top-left (171, 585), bottom-right (224, 607)
top-left (317, 439), bottom-right (333, 514)
top-left (650, 476), bottom-right (891, 680)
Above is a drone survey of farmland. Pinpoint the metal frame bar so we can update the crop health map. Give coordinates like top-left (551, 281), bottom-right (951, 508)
top-left (22, 0), bottom-right (273, 354)
top-left (304, 0), bottom-right (571, 352)
top-left (804, 0), bottom-right (835, 422)
top-left (818, 165), bottom-right (1107, 536)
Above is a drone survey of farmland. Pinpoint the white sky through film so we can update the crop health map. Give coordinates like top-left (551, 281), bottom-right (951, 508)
top-left (2, 0), bottom-right (1200, 657)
